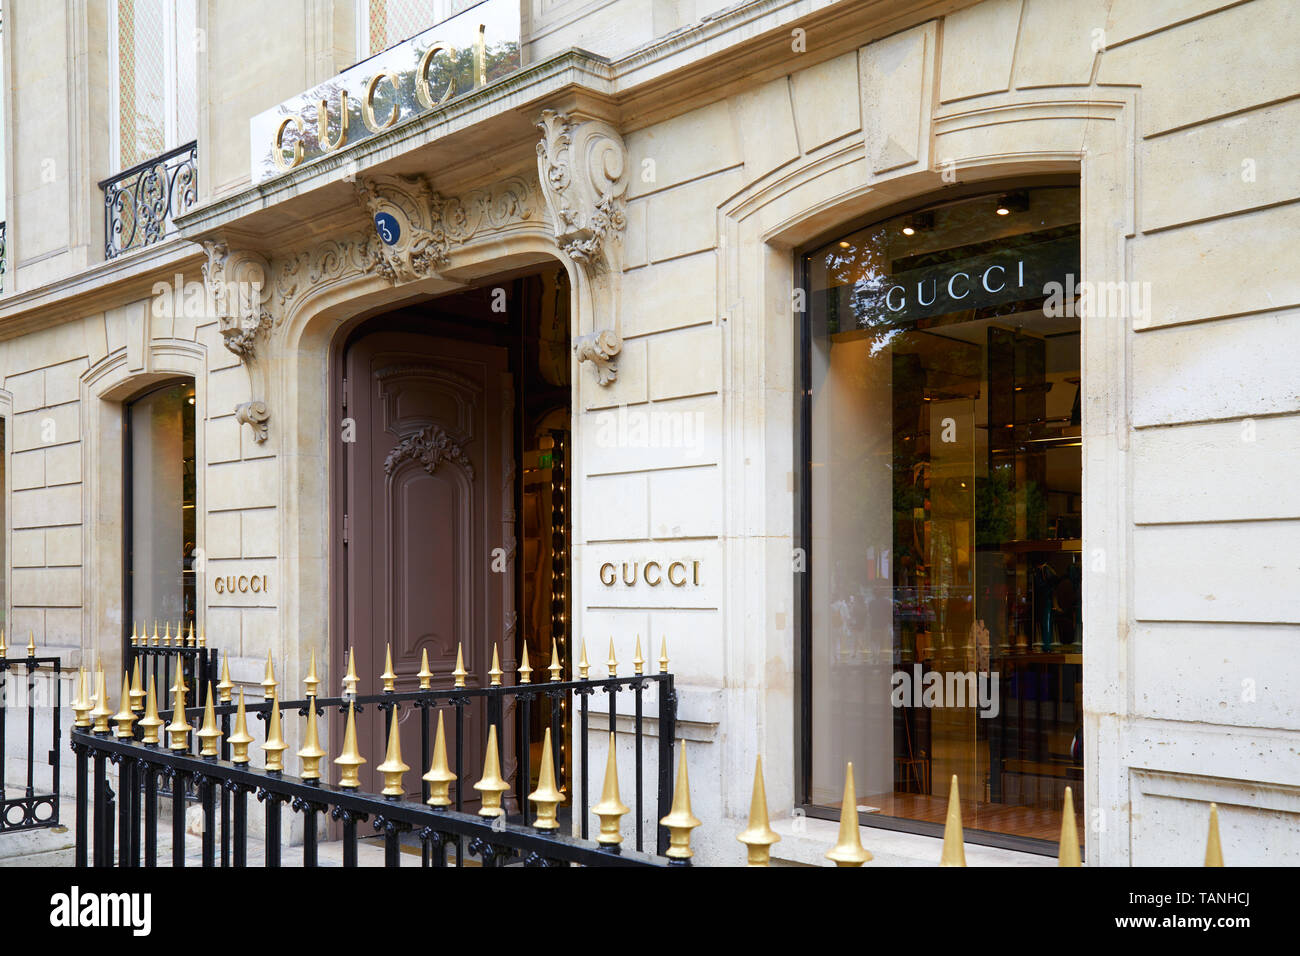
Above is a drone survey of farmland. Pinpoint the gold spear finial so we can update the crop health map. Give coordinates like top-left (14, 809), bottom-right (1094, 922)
top-left (197, 683), bottom-right (222, 758)
top-left (474, 725), bottom-right (509, 817)
top-left (72, 668), bottom-right (94, 727)
top-left (1205, 803), bottom-right (1224, 867)
top-left (138, 676), bottom-right (164, 745)
top-left (26, 631), bottom-right (36, 657)
top-left (377, 711), bottom-right (410, 798)
top-left (297, 703), bottom-right (327, 781)
top-left (939, 774), bottom-right (967, 867)
top-left (129, 657), bottom-right (145, 713)
top-left (659, 744), bottom-right (701, 860)
top-left (187, 623), bottom-right (196, 648)
top-left (261, 650), bottom-right (278, 699)
top-left (0, 629), bottom-right (7, 657)
top-left (216, 656), bottom-right (234, 703)
top-left (151, 621), bottom-right (160, 646)
top-left (334, 702), bottom-right (366, 788)
top-left (825, 762), bottom-right (871, 866)
top-left (518, 644), bottom-right (533, 684)
top-left (417, 648), bottom-right (433, 690)
top-left (592, 733), bottom-right (629, 845)
top-left (578, 639), bottom-right (590, 679)
top-left (659, 637), bottom-right (669, 674)
top-left (112, 672), bottom-right (138, 739)
top-left (737, 756), bottom-right (781, 866)
top-left (90, 667), bottom-right (114, 734)
top-left (633, 636), bottom-right (644, 676)
top-left (304, 649), bottom-right (320, 699)
top-left (130, 623), bottom-right (138, 648)
top-left (169, 666), bottom-right (189, 697)
top-left (227, 690), bottom-right (255, 763)
top-left (528, 727), bottom-right (564, 830)
top-left (423, 711), bottom-right (456, 807)
top-left (197, 628), bottom-right (207, 649)
top-left (381, 643), bottom-right (397, 692)
top-left (548, 640), bottom-right (562, 682)
top-left (262, 688), bottom-right (288, 772)
top-left (342, 646), bottom-right (359, 697)
top-left (607, 638), bottom-right (618, 678)
top-left (1058, 786), bottom-right (1081, 867)
top-left (452, 643), bottom-right (467, 688)
top-left (489, 644), bottom-right (503, 686)
top-left (166, 672), bottom-right (192, 750)
top-left (163, 621), bottom-right (172, 647)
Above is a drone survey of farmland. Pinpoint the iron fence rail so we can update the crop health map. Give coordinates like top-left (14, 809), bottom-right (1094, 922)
top-left (0, 652), bottom-right (62, 833)
top-left (70, 672), bottom-right (679, 867)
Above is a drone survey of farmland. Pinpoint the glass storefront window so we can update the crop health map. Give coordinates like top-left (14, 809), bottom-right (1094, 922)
top-left (126, 382), bottom-right (197, 637)
top-left (801, 186), bottom-right (1083, 849)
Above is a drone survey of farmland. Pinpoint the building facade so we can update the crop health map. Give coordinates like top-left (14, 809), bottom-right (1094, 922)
top-left (1, 0), bottom-right (1298, 865)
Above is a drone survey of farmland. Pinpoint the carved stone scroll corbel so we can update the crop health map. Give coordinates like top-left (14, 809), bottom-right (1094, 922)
top-left (535, 109), bottom-right (630, 385)
top-left (201, 240), bottom-right (275, 443)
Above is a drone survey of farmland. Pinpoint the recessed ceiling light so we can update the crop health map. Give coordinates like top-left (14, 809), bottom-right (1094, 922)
top-left (995, 191), bottom-right (1029, 216)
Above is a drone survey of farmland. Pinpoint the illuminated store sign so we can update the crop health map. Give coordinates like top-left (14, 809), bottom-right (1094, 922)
top-left (250, 0), bottom-right (521, 183)
top-left (851, 234), bottom-right (1078, 327)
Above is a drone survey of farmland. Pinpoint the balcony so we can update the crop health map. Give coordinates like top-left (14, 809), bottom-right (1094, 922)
top-left (99, 141), bottom-right (198, 260)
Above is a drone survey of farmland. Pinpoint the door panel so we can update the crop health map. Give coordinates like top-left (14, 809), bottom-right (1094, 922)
top-left (340, 330), bottom-right (515, 800)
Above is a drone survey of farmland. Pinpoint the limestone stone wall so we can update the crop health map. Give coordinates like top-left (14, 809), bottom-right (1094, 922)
top-left (0, 0), bottom-right (1296, 864)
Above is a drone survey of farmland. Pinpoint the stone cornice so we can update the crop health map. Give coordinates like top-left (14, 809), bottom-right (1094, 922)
top-left (0, 240), bottom-right (205, 342)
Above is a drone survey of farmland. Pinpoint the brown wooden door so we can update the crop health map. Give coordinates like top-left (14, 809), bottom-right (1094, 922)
top-left (340, 330), bottom-right (516, 801)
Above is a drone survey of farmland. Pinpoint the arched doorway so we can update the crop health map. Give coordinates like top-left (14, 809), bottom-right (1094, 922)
top-left (332, 268), bottom-right (572, 802)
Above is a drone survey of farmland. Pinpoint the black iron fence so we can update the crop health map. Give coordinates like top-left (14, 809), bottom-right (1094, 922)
top-left (99, 141), bottom-right (198, 259)
top-left (0, 219), bottom-right (7, 293)
top-left (0, 636), bottom-right (61, 833)
top-left (71, 660), bottom-right (683, 867)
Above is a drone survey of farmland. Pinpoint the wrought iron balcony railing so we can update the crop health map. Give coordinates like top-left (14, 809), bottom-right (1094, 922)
top-left (0, 220), bottom-right (7, 293)
top-left (98, 142), bottom-right (198, 260)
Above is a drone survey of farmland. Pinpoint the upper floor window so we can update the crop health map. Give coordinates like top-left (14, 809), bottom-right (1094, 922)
top-left (110, 0), bottom-right (197, 171)
top-left (359, 0), bottom-right (476, 57)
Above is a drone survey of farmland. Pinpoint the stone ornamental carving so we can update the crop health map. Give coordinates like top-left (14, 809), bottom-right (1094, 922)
top-left (535, 108), bottom-right (630, 385)
top-left (201, 241), bottom-right (275, 443)
top-left (352, 173), bottom-right (543, 284)
top-left (384, 424), bottom-right (475, 479)
top-left (234, 401), bottom-right (272, 444)
top-left (199, 173), bottom-right (545, 440)
top-left (353, 174), bottom-right (451, 283)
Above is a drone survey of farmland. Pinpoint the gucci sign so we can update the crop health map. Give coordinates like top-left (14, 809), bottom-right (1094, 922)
top-left (214, 574), bottom-right (270, 595)
top-left (599, 561), bottom-right (700, 588)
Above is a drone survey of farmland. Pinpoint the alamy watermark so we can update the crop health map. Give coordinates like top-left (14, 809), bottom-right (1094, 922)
top-left (890, 664), bottom-right (1000, 718)
top-left (1043, 274), bottom-right (1152, 324)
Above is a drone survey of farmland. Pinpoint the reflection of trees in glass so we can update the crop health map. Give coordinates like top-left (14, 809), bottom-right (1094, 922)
top-left (817, 226), bottom-right (905, 356)
top-left (975, 466), bottom-right (1045, 546)
top-left (258, 41), bottom-right (521, 181)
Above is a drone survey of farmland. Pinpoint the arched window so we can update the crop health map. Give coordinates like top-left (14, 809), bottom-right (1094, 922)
top-left (798, 184), bottom-right (1083, 851)
top-left (124, 380), bottom-right (197, 642)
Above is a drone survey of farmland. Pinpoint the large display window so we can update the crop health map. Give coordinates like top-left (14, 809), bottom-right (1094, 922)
top-left (125, 381), bottom-right (197, 638)
top-left (799, 185), bottom-right (1083, 851)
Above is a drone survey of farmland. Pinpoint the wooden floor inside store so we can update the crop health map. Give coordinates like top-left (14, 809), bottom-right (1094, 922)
top-left (853, 791), bottom-right (1084, 846)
